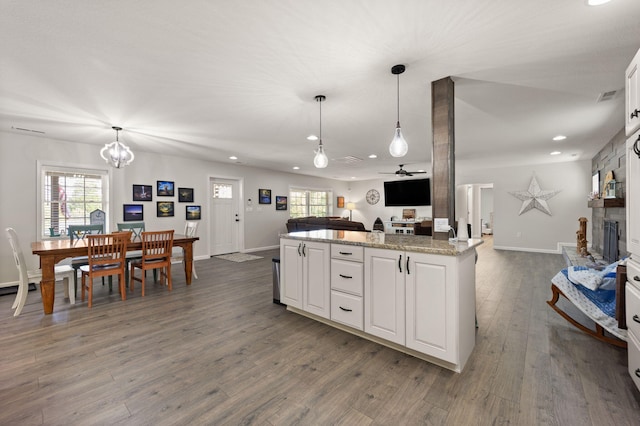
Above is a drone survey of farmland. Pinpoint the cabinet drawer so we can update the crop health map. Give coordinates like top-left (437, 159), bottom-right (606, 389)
top-left (627, 258), bottom-right (640, 292)
top-left (331, 259), bottom-right (363, 295)
top-left (331, 244), bottom-right (364, 262)
top-left (626, 283), bottom-right (640, 338)
top-left (629, 332), bottom-right (640, 392)
top-left (331, 290), bottom-right (363, 330)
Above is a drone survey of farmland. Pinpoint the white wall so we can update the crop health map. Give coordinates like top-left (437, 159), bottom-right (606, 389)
top-left (336, 160), bottom-right (590, 253)
top-left (0, 131), bottom-right (349, 284)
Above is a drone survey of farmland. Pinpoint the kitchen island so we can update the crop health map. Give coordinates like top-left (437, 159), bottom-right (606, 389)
top-left (280, 230), bottom-right (483, 372)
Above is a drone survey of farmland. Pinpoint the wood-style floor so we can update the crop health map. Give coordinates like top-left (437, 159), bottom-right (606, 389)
top-left (1, 237), bottom-right (639, 425)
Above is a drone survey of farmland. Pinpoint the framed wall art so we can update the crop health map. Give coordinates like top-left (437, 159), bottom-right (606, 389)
top-left (178, 187), bottom-right (194, 202)
top-left (133, 184), bottom-right (152, 201)
top-left (337, 196), bottom-right (345, 208)
top-left (276, 196), bottom-right (287, 211)
top-left (157, 180), bottom-right (174, 197)
top-left (186, 205), bottom-right (201, 220)
top-left (157, 201), bottom-right (175, 217)
top-left (259, 188), bottom-right (271, 204)
top-left (123, 204), bottom-right (144, 222)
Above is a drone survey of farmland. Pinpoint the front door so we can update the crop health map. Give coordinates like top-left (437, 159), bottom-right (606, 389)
top-left (210, 178), bottom-right (241, 255)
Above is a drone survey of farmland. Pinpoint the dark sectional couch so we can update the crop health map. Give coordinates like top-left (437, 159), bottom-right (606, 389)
top-left (286, 216), bottom-right (367, 232)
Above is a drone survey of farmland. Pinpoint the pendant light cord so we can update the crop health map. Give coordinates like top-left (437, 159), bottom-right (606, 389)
top-left (396, 73), bottom-right (400, 124)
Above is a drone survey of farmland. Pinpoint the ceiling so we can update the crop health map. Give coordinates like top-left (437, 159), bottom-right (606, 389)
top-left (1, 0), bottom-right (639, 180)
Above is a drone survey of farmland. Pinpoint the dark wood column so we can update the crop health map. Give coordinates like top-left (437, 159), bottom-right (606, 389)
top-left (431, 77), bottom-right (455, 240)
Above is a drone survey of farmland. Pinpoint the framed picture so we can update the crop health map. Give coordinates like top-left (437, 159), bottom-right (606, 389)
top-left (178, 187), bottom-right (194, 202)
top-left (157, 201), bottom-right (174, 217)
top-left (186, 205), bottom-right (201, 220)
top-left (157, 180), bottom-right (174, 197)
top-left (276, 196), bottom-right (287, 210)
top-left (123, 204), bottom-right (144, 222)
top-left (337, 196), bottom-right (345, 208)
top-left (259, 188), bottom-right (271, 204)
top-left (133, 184), bottom-right (152, 201)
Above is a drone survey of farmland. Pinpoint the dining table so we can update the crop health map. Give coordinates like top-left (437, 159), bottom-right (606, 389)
top-left (31, 233), bottom-right (199, 314)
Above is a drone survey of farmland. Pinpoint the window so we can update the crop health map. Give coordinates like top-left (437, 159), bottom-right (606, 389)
top-left (39, 164), bottom-right (109, 238)
top-left (289, 188), bottom-right (333, 218)
top-left (212, 183), bottom-right (232, 199)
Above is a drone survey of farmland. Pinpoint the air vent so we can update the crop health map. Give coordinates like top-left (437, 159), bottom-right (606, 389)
top-left (597, 90), bottom-right (617, 102)
top-left (332, 156), bottom-right (363, 164)
top-left (12, 126), bottom-right (45, 134)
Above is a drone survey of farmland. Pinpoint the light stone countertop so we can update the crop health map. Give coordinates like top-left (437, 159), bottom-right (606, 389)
top-left (280, 230), bottom-right (483, 256)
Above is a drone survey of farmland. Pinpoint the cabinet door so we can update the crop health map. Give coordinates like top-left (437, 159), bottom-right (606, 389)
top-left (302, 241), bottom-right (331, 319)
top-left (364, 248), bottom-right (405, 345)
top-left (280, 239), bottom-right (303, 308)
top-left (405, 252), bottom-right (457, 362)
top-left (628, 131), bottom-right (640, 257)
top-left (626, 48), bottom-right (640, 136)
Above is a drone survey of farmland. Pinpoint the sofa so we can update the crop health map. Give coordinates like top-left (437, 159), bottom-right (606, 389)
top-left (286, 216), bottom-right (367, 232)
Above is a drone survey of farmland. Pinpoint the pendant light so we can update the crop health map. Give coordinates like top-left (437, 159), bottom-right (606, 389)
top-left (389, 64), bottom-right (408, 158)
top-left (313, 95), bottom-right (328, 168)
top-left (100, 126), bottom-right (134, 168)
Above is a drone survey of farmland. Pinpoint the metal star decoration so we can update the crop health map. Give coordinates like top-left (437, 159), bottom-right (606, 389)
top-left (509, 175), bottom-right (560, 216)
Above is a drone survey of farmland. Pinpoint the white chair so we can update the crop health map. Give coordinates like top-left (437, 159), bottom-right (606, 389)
top-left (171, 221), bottom-right (198, 279)
top-left (6, 227), bottom-right (76, 316)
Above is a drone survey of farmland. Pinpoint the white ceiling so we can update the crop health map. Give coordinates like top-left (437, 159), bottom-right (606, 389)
top-left (1, 0), bottom-right (639, 180)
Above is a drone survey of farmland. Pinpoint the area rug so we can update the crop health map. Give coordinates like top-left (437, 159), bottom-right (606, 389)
top-left (215, 253), bottom-right (263, 263)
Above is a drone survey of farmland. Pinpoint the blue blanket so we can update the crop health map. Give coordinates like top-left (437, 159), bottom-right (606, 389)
top-left (559, 267), bottom-right (616, 318)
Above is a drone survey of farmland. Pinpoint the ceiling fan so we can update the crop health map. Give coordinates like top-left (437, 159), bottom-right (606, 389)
top-left (379, 164), bottom-right (427, 177)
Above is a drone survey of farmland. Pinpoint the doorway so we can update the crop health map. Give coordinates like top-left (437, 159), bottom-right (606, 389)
top-left (209, 177), bottom-right (243, 255)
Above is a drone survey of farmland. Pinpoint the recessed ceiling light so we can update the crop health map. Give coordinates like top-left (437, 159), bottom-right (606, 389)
top-left (586, 0), bottom-right (611, 6)
top-left (307, 135), bottom-right (318, 141)
top-left (351, 177), bottom-right (356, 179)
top-left (229, 156), bottom-right (238, 160)
top-left (368, 154), bottom-right (377, 159)
top-left (552, 135), bottom-right (567, 141)
top-left (550, 151), bottom-right (562, 156)
top-left (293, 166), bottom-right (300, 170)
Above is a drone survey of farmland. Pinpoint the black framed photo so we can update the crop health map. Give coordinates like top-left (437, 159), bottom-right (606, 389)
top-left (157, 180), bottom-right (174, 197)
top-left (186, 205), bottom-right (201, 220)
top-left (259, 188), bottom-right (271, 204)
top-left (157, 201), bottom-right (174, 217)
top-left (123, 204), bottom-right (143, 222)
top-left (133, 184), bottom-right (152, 201)
top-left (276, 196), bottom-right (287, 210)
top-left (178, 187), bottom-right (194, 202)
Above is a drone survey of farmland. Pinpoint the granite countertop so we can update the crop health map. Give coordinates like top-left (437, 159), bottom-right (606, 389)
top-left (280, 230), bottom-right (483, 256)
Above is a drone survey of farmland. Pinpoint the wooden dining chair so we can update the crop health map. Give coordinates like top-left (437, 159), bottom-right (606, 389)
top-left (171, 221), bottom-right (199, 279)
top-left (79, 231), bottom-right (131, 308)
top-left (68, 224), bottom-right (105, 295)
top-left (117, 221), bottom-right (146, 282)
top-left (130, 230), bottom-right (174, 297)
top-left (5, 227), bottom-right (76, 316)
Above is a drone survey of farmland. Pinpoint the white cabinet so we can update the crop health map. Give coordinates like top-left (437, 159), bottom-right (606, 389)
top-left (626, 48), bottom-right (640, 137)
top-left (280, 238), bottom-right (330, 318)
top-left (626, 261), bottom-right (640, 391)
top-left (406, 251), bottom-right (476, 365)
top-left (364, 248), bottom-right (477, 364)
top-left (364, 248), bottom-right (406, 345)
top-left (626, 49), bottom-right (640, 392)
top-left (627, 129), bottom-right (640, 256)
top-left (330, 244), bottom-right (364, 330)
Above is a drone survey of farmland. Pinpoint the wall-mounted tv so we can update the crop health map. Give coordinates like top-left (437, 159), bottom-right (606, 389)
top-left (384, 178), bottom-right (431, 206)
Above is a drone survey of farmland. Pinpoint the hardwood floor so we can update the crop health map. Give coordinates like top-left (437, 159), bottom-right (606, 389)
top-left (1, 237), bottom-right (639, 425)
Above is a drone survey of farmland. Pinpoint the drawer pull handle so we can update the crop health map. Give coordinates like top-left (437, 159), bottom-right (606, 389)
top-left (339, 274), bottom-right (352, 279)
top-left (634, 275), bottom-right (640, 282)
top-left (339, 251), bottom-right (353, 255)
top-left (636, 368), bottom-right (640, 378)
top-left (339, 306), bottom-right (353, 312)
top-left (634, 315), bottom-right (640, 324)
